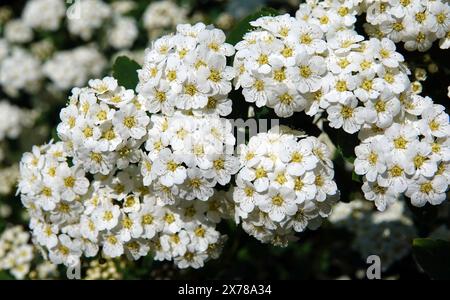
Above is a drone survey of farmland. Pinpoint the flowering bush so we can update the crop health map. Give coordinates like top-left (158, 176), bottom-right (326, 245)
top-left (1, 0), bottom-right (450, 280)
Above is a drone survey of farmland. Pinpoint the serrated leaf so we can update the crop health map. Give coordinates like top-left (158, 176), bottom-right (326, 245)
top-left (226, 7), bottom-right (278, 46)
top-left (413, 238), bottom-right (450, 279)
top-left (112, 56), bottom-right (141, 90)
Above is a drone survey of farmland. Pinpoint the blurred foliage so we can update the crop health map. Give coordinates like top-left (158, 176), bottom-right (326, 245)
top-left (413, 239), bottom-right (450, 280)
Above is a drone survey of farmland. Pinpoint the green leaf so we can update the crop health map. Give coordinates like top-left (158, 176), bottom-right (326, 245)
top-left (413, 238), bottom-right (450, 279)
top-left (0, 271), bottom-right (14, 280)
top-left (226, 7), bottom-right (278, 45)
top-left (112, 56), bottom-right (141, 90)
top-left (351, 171), bottom-right (361, 183)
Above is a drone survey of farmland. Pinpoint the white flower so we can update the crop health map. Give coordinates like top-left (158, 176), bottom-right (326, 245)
top-left (180, 168), bottom-right (215, 201)
top-left (279, 138), bottom-right (318, 176)
top-left (371, 38), bottom-right (404, 68)
top-left (269, 85), bottom-right (307, 117)
top-left (48, 235), bottom-right (82, 267)
top-left (327, 97), bottom-right (365, 134)
top-left (364, 91), bottom-right (401, 129)
top-left (102, 233), bottom-right (124, 258)
top-left (173, 244), bottom-right (208, 269)
top-left (153, 148), bottom-right (187, 187)
top-left (406, 175), bottom-right (448, 207)
top-left (378, 155), bottom-right (415, 194)
top-left (257, 187), bottom-right (297, 222)
top-left (187, 223), bottom-right (220, 252)
top-left (143, 0), bottom-right (187, 32)
top-left (197, 54), bottom-right (234, 95)
top-left (92, 203), bottom-right (121, 231)
top-left (407, 142), bottom-right (438, 178)
top-left (113, 104), bottom-right (150, 140)
top-left (418, 104), bottom-right (450, 138)
top-left (36, 224), bottom-right (59, 249)
top-left (354, 140), bottom-right (389, 182)
top-left (233, 131), bottom-right (339, 245)
top-left (362, 181), bottom-right (398, 211)
top-left (0, 49), bottom-right (42, 97)
top-left (56, 164), bottom-right (89, 201)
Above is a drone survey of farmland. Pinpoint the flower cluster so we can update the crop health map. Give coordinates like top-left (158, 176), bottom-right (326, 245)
top-left (296, 0), bottom-right (449, 52)
top-left (329, 200), bottom-right (417, 271)
top-left (233, 129), bottom-right (339, 246)
top-left (362, 0), bottom-right (450, 51)
top-left (0, 100), bottom-right (37, 141)
top-left (0, 48), bottom-right (43, 97)
top-left (0, 226), bottom-right (34, 279)
top-left (143, 0), bottom-right (188, 38)
top-left (233, 14), bottom-right (411, 136)
top-left (67, 0), bottom-right (112, 41)
top-left (18, 59), bottom-right (237, 268)
top-left (0, 164), bottom-right (19, 195)
top-left (141, 113), bottom-right (239, 204)
top-left (137, 23), bottom-right (235, 117)
top-left (108, 17), bottom-right (138, 50)
top-left (43, 46), bottom-right (107, 91)
top-left (56, 77), bottom-right (150, 176)
top-left (355, 99), bottom-right (450, 211)
top-left (22, 0), bottom-right (66, 31)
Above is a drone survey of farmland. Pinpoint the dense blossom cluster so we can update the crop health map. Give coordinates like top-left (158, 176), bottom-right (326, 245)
top-left (0, 48), bottom-right (43, 97)
top-left (298, 0), bottom-right (450, 52)
top-left (67, 0), bottom-right (112, 41)
top-left (22, 0), bottom-right (66, 31)
top-left (362, 0), bottom-right (450, 51)
top-left (0, 226), bottom-right (34, 279)
top-left (137, 23), bottom-right (235, 117)
top-left (0, 164), bottom-right (19, 195)
top-left (43, 46), bottom-right (107, 91)
top-left (17, 137), bottom-right (232, 269)
top-left (234, 13), bottom-right (410, 135)
top-left (141, 113), bottom-right (239, 204)
top-left (18, 56), bottom-right (239, 268)
top-left (233, 129), bottom-right (339, 246)
top-left (329, 200), bottom-right (416, 271)
top-left (0, 100), bottom-right (37, 141)
top-left (7, 0), bottom-right (450, 277)
top-left (234, 12), bottom-right (449, 210)
top-left (355, 100), bottom-right (450, 211)
top-left (143, 0), bottom-right (188, 38)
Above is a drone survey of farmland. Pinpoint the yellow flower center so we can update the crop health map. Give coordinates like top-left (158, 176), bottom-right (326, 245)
top-left (257, 54), bottom-right (269, 66)
top-left (336, 80), bottom-right (348, 92)
top-left (166, 160), bottom-right (178, 172)
top-left (184, 84), bottom-right (198, 96)
top-left (389, 165), bottom-right (403, 177)
top-left (274, 68), bottom-right (287, 82)
top-left (255, 167), bottom-right (267, 179)
top-left (299, 65), bottom-right (312, 78)
top-left (97, 110), bottom-right (107, 121)
top-left (208, 69), bottom-right (222, 82)
top-left (271, 195), bottom-right (284, 206)
top-left (340, 106), bottom-right (353, 119)
top-left (279, 93), bottom-right (293, 104)
top-left (393, 137), bottom-right (408, 149)
top-left (420, 182), bottom-right (433, 194)
top-left (374, 100), bottom-right (386, 113)
top-left (64, 176), bottom-right (75, 188)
